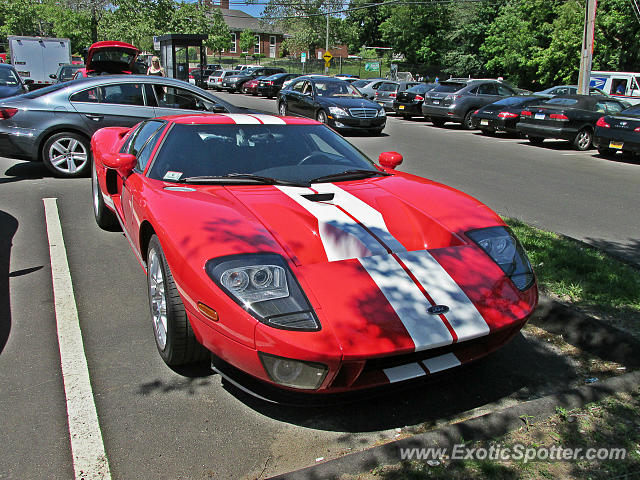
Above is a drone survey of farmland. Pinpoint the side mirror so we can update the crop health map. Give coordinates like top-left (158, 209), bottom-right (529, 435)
top-left (212, 104), bottom-right (227, 113)
top-left (49, 74), bottom-right (57, 79)
top-left (379, 151), bottom-right (403, 169)
top-left (102, 153), bottom-right (137, 176)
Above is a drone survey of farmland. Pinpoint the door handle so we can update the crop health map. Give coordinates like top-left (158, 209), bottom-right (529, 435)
top-left (85, 114), bottom-right (103, 121)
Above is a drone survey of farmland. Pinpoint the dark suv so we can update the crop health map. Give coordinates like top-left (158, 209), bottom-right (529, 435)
top-left (421, 79), bottom-right (517, 129)
top-left (221, 66), bottom-right (286, 93)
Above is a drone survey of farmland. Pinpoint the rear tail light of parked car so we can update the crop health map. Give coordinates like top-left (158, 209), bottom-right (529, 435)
top-left (498, 112), bottom-right (519, 119)
top-left (634, 127), bottom-right (640, 133)
top-left (415, 95), bottom-right (424, 101)
top-left (445, 94), bottom-right (463, 101)
top-left (596, 117), bottom-right (610, 128)
top-left (264, 80), bottom-right (273, 85)
top-left (0, 107), bottom-right (18, 119)
top-left (389, 93), bottom-right (396, 98)
top-left (521, 110), bottom-right (532, 117)
top-left (550, 113), bottom-right (569, 121)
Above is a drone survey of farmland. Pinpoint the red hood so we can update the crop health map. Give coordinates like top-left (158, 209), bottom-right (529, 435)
top-left (85, 41), bottom-right (139, 74)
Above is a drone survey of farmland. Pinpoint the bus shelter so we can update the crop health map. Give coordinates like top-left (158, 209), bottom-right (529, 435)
top-left (157, 34), bottom-right (207, 82)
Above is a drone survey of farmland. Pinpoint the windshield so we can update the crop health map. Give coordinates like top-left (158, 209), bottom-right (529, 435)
top-left (493, 95), bottom-right (540, 106)
top-left (91, 48), bottom-right (136, 66)
top-left (149, 124), bottom-right (377, 184)
top-left (314, 81), bottom-right (362, 98)
top-left (543, 98), bottom-right (579, 106)
top-left (22, 82), bottom-right (69, 98)
top-left (432, 82), bottom-right (465, 93)
top-left (621, 104), bottom-right (640, 116)
top-left (0, 68), bottom-right (20, 86)
top-left (407, 83), bottom-right (434, 94)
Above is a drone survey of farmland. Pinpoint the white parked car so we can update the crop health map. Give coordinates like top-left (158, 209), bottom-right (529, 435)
top-left (207, 70), bottom-right (238, 91)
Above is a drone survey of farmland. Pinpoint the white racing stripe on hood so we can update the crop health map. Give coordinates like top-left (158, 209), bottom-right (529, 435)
top-left (219, 113), bottom-right (261, 124)
top-left (397, 251), bottom-right (489, 342)
top-left (277, 186), bottom-right (387, 261)
top-left (248, 114), bottom-right (286, 125)
top-left (312, 183), bottom-right (407, 253)
top-left (359, 255), bottom-right (453, 351)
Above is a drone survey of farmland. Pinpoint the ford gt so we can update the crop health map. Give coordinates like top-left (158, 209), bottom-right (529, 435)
top-left (91, 113), bottom-right (538, 396)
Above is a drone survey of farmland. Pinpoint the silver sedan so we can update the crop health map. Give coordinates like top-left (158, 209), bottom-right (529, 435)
top-left (0, 75), bottom-right (239, 177)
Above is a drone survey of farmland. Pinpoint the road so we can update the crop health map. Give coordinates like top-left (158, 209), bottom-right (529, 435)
top-left (0, 94), bottom-right (638, 479)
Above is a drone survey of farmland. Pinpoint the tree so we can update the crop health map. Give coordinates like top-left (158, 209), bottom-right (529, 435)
top-left (343, 0), bottom-right (384, 53)
top-left (238, 29), bottom-right (255, 57)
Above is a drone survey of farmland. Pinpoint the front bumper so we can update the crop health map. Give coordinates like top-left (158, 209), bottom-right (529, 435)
top-left (516, 122), bottom-right (578, 141)
top-left (329, 115), bottom-right (386, 131)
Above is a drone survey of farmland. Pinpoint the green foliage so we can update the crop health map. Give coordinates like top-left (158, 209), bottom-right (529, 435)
top-left (238, 29), bottom-right (255, 54)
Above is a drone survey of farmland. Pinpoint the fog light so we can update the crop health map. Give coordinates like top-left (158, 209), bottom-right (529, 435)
top-left (259, 352), bottom-right (328, 390)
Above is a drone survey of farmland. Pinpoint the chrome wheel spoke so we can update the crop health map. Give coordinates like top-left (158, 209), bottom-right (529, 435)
top-left (148, 250), bottom-right (168, 349)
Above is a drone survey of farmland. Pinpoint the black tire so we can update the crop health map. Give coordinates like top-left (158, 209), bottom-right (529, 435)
top-left (431, 118), bottom-right (446, 127)
top-left (278, 102), bottom-right (287, 116)
top-left (147, 235), bottom-right (208, 367)
top-left (266, 95), bottom-right (273, 99)
top-left (369, 128), bottom-right (384, 136)
top-left (42, 132), bottom-right (92, 177)
top-left (402, 114), bottom-right (410, 119)
top-left (462, 110), bottom-right (475, 130)
top-left (317, 110), bottom-right (328, 124)
top-left (91, 160), bottom-right (120, 231)
top-left (528, 135), bottom-right (545, 145)
top-left (573, 128), bottom-right (593, 151)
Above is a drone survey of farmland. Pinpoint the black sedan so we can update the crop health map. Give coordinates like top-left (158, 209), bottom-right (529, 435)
top-left (593, 104), bottom-right (640, 158)
top-left (392, 83), bottom-right (437, 118)
top-left (277, 76), bottom-right (386, 135)
top-left (471, 96), bottom-right (544, 135)
top-left (257, 73), bottom-right (301, 98)
top-left (221, 67), bottom-right (285, 93)
top-left (515, 95), bottom-right (628, 150)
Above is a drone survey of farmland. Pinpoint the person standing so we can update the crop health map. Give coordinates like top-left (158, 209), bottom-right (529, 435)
top-left (147, 56), bottom-right (166, 77)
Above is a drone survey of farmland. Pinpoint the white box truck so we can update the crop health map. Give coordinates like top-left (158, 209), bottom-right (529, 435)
top-left (8, 36), bottom-right (72, 88)
top-left (590, 71), bottom-right (640, 105)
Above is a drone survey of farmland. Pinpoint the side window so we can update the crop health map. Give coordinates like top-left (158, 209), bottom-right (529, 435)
top-left (595, 102), bottom-right (607, 113)
top-left (468, 87), bottom-right (479, 95)
top-left (292, 81), bottom-right (304, 93)
top-left (126, 120), bottom-right (165, 171)
top-left (136, 128), bottom-right (164, 171)
top-left (497, 84), bottom-right (514, 96)
top-left (477, 83), bottom-right (497, 95)
top-left (101, 83), bottom-right (144, 105)
top-left (372, 82), bottom-right (383, 89)
top-left (605, 101), bottom-right (623, 114)
top-left (70, 87), bottom-right (101, 103)
top-left (156, 86), bottom-right (219, 112)
top-left (302, 81), bottom-right (312, 95)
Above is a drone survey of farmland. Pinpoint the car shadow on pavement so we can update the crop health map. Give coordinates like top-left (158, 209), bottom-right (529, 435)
top-left (593, 151), bottom-right (640, 165)
top-left (0, 161), bottom-right (53, 184)
top-left (0, 210), bottom-right (18, 354)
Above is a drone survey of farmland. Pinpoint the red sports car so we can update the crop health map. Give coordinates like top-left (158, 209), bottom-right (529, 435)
top-left (91, 113), bottom-right (537, 396)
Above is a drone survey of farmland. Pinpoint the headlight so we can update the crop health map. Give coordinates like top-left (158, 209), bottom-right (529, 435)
top-left (466, 226), bottom-right (535, 291)
top-left (259, 352), bottom-right (328, 389)
top-left (205, 253), bottom-right (320, 331)
top-left (329, 106), bottom-right (348, 117)
top-left (377, 108), bottom-right (386, 117)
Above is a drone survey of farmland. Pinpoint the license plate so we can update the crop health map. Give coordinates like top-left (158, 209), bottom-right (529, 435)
top-left (610, 141), bottom-right (624, 149)
top-left (535, 113), bottom-right (545, 120)
top-left (432, 100), bottom-right (440, 105)
top-left (481, 120), bottom-right (489, 126)
top-left (399, 105), bottom-right (405, 110)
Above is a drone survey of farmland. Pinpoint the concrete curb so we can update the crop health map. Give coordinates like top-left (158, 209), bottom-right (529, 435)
top-left (269, 297), bottom-right (640, 479)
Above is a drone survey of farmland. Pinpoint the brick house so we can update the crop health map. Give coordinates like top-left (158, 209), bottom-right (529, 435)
top-left (204, 0), bottom-right (286, 58)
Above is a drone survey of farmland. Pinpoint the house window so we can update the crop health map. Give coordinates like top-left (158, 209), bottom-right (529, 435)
top-left (254, 35), bottom-right (260, 54)
top-left (230, 32), bottom-right (236, 53)
top-left (270, 36), bottom-right (276, 47)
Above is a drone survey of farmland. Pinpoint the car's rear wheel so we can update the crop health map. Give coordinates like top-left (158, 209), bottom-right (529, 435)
top-left (278, 102), bottom-right (287, 116)
top-left (431, 118), bottom-right (446, 127)
top-left (574, 128), bottom-right (593, 151)
top-left (147, 235), bottom-right (208, 367)
top-left (528, 135), bottom-right (545, 145)
top-left (317, 110), bottom-right (328, 124)
top-left (91, 160), bottom-right (120, 231)
top-left (462, 110), bottom-right (475, 130)
top-left (42, 132), bottom-right (91, 177)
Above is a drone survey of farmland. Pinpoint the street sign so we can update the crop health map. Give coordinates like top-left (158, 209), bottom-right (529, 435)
top-left (153, 36), bottom-right (160, 51)
top-left (301, 52), bottom-right (307, 63)
top-left (365, 62), bottom-right (380, 72)
top-left (324, 60), bottom-right (330, 68)
top-left (323, 51), bottom-right (332, 62)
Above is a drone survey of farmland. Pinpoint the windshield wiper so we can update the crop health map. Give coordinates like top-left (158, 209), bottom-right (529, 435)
top-left (309, 169), bottom-right (391, 184)
top-left (180, 173), bottom-right (308, 187)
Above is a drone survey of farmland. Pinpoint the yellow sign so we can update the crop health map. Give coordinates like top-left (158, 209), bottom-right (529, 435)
top-left (323, 51), bottom-right (332, 62)
top-left (324, 60), bottom-right (331, 68)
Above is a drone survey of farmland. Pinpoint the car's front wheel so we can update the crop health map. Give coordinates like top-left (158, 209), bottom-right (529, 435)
top-left (574, 128), bottom-right (593, 151)
top-left (317, 110), bottom-right (328, 124)
top-left (147, 235), bottom-right (208, 367)
top-left (42, 132), bottom-right (91, 177)
top-left (278, 102), bottom-right (287, 116)
top-left (91, 160), bottom-right (119, 231)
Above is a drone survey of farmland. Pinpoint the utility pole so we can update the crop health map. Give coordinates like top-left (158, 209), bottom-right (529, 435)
top-left (325, 11), bottom-right (329, 74)
top-left (577, 0), bottom-right (597, 94)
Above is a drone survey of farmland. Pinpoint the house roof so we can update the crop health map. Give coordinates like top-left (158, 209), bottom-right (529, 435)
top-left (217, 9), bottom-right (285, 35)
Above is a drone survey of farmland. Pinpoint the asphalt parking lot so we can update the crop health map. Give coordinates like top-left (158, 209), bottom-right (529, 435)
top-left (1, 94), bottom-right (639, 479)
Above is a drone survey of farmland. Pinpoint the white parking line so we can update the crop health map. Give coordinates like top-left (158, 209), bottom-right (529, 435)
top-left (43, 198), bottom-right (112, 480)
